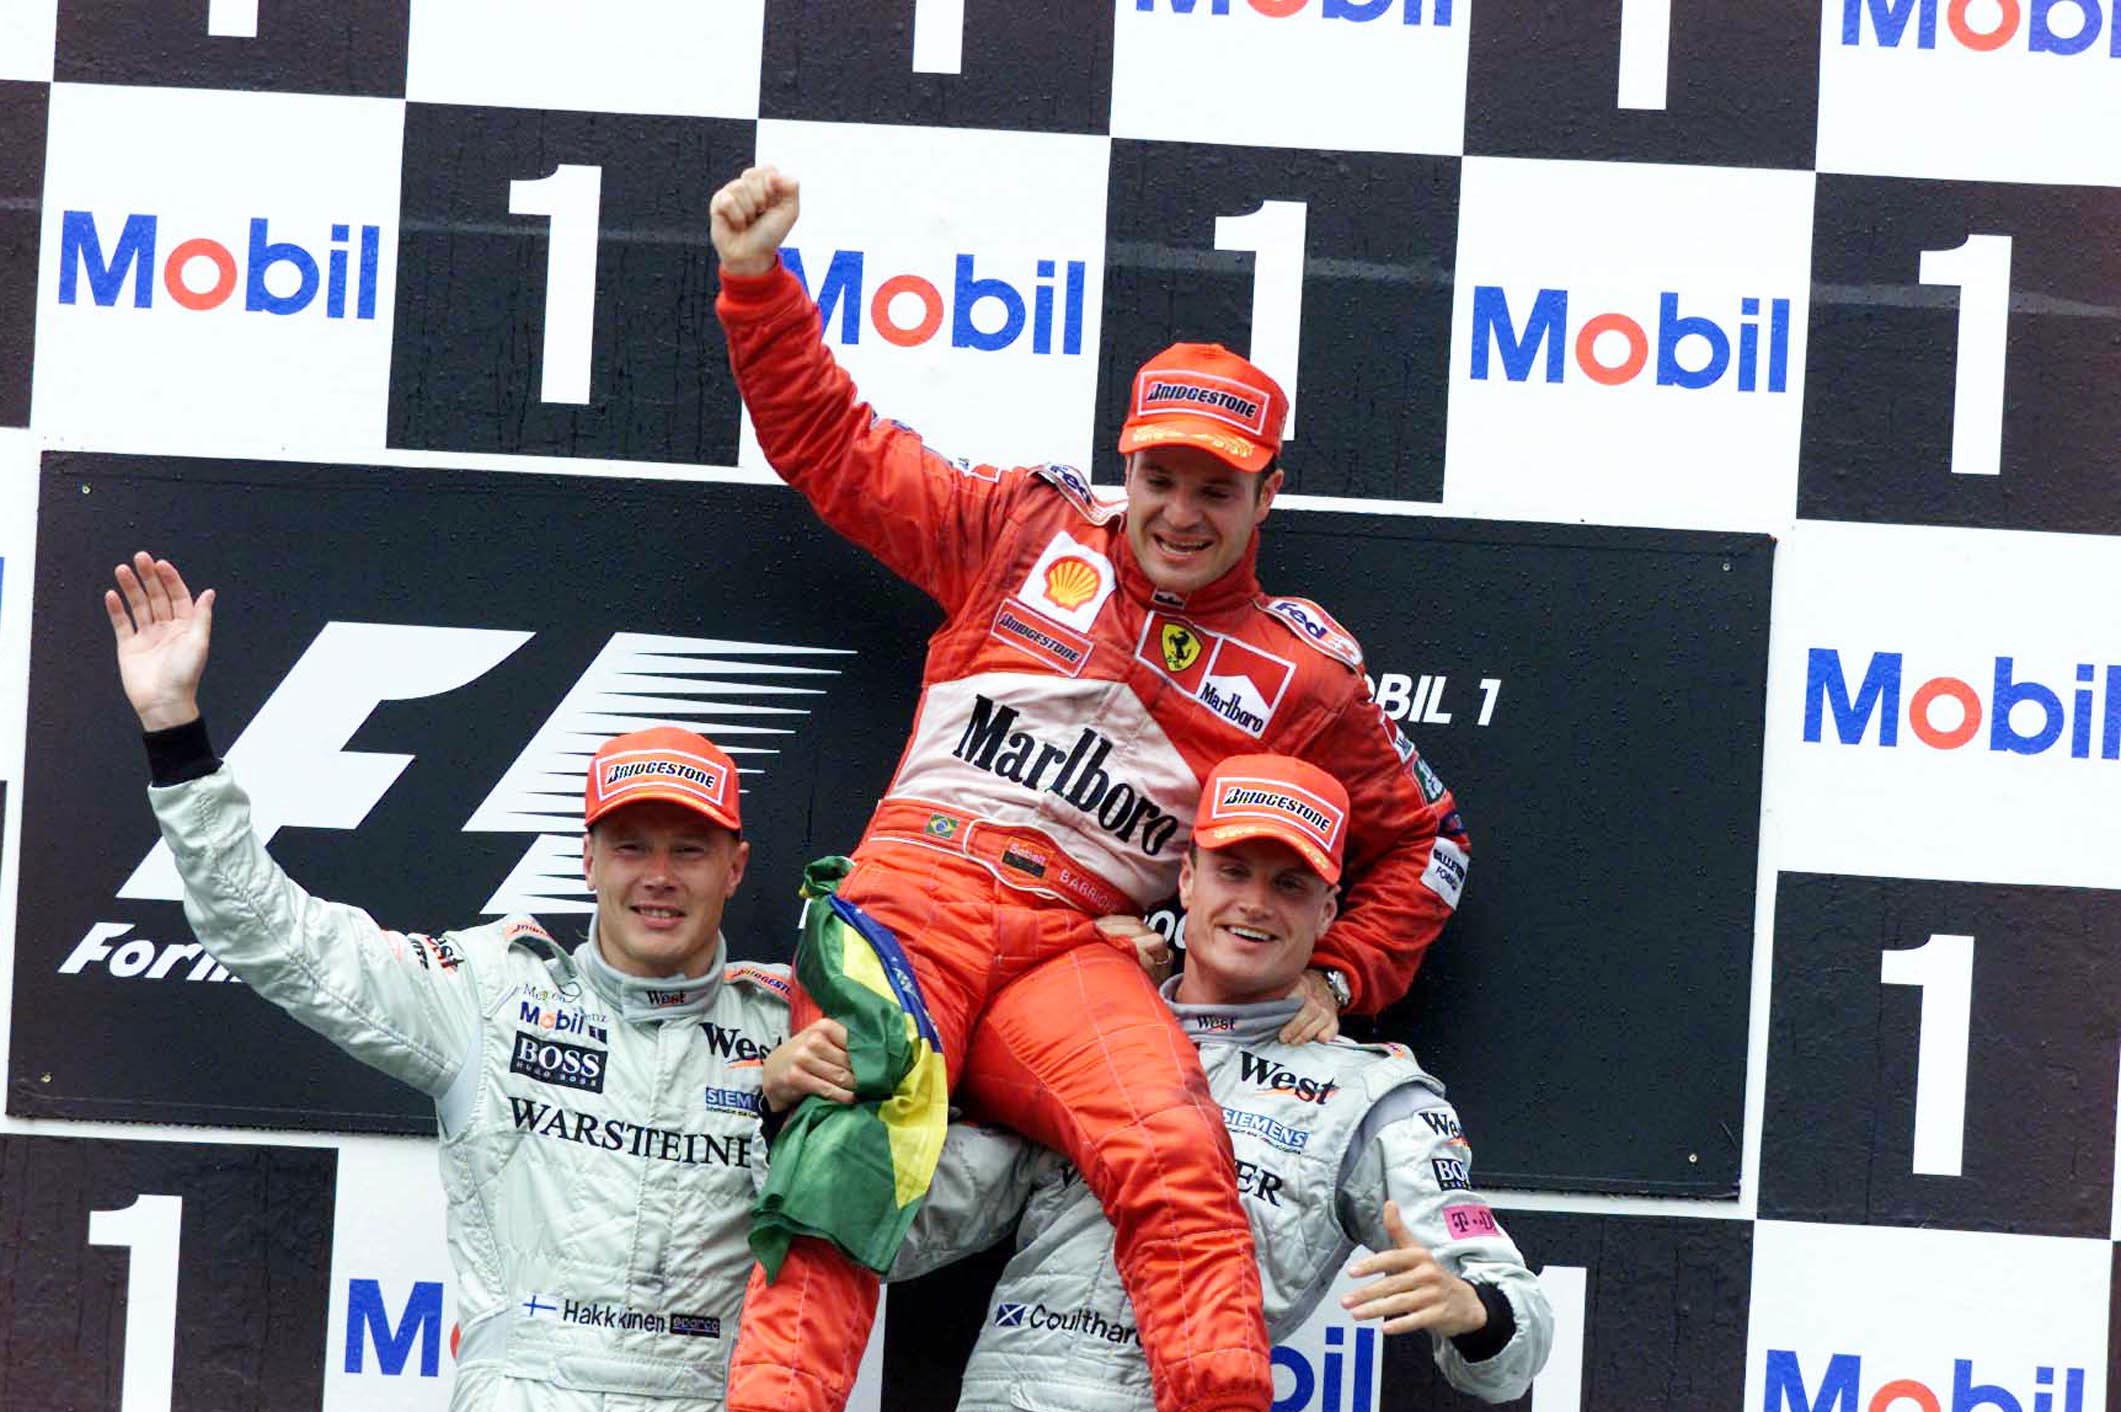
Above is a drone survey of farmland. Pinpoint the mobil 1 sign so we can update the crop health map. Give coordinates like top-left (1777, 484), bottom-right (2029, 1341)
top-left (1260, 511), bottom-right (1772, 1195)
top-left (10, 451), bottom-right (936, 1133)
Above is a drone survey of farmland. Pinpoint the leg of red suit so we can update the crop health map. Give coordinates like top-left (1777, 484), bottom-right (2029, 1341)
top-left (963, 945), bottom-right (1273, 1412)
top-left (726, 863), bottom-right (987, 1412)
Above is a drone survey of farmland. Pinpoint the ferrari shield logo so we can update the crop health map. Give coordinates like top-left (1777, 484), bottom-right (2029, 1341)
top-left (1161, 623), bottom-right (1203, 673)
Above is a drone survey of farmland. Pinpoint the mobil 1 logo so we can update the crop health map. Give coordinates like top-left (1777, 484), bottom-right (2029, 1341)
top-left (1463, 0), bottom-right (1819, 168)
top-left (1386, 1210), bottom-right (1752, 1412)
top-left (55, 0), bottom-right (408, 96)
top-left (1761, 872), bottom-right (2121, 1238)
top-left (761, 0), bottom-right (1111, 134)
top-left (1799, 176), bottom-right (2121, 535)
top-left (388, 104), bottom-right (753, 464)
top-left (0, 80), bottom-right (44, 428)
top-left (0, 1133), bottom-right (335, 1412)
top-left (1097, 141), bottom-right (1460, 502)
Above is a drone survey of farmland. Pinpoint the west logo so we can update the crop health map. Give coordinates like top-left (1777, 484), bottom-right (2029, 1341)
top-left (952, 695), bottom-right (1183, 854)
top-left (1804, 649), bottom-right (2121, 758)
top-left (58, 211), bottom-right (382, 318)
top-left (1470, 287), bottom-right (1792, 393)
top-left (510, 1031), bottom-right (607, 1094)
top-left (701, 1022), bottom-right (779, 1065)
top-left (1841, 0), bottom-right (2121, 56)
top-left (507, 1097), bottom-right (753, 1168)
top-left (781, 247), bottom-right (1087, 355)
top-left (1237, 1051), bottom-right (1340, 1105)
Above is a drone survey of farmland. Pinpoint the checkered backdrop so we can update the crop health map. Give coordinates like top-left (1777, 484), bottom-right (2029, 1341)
top-left (3, 3), bottom-right (2119, 1409)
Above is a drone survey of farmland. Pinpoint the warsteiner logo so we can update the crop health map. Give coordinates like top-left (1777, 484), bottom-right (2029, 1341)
top-left (952, 695), bottom-right (1182, 854)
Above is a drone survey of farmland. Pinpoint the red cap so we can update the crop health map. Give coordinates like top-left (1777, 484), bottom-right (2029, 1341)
top-left (1192, 754), bottom-right (1349, 884)
top-left (1118, 344), bottom-right (1289, 473)
top-left (584, 727), bottom-right (742, 832)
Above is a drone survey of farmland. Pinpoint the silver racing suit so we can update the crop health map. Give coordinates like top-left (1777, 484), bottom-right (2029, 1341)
top-left (898, 980), bottom-right (1554, 1411)
top-left (150, 766), bottom-right (792, 1410)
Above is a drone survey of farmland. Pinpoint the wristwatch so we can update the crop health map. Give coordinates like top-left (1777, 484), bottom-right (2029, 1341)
top-left (1316, 968), bottom-right (1351, 1010)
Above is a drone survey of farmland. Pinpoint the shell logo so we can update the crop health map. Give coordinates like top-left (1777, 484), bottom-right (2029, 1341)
top-left (1043, 556), bottom-right (1101, 610)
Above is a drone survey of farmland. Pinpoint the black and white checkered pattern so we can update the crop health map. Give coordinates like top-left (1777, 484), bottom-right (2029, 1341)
top-left (4, 4), bottom-right (2120, 1409)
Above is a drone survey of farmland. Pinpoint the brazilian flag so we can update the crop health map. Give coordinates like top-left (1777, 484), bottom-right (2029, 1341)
top-left (750, 857), bottom-right (950, 1279)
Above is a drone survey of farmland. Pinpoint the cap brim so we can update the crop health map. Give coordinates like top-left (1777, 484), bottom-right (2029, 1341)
top-left (1194, 821), bottom-right (1340, 885)
top-left (1119, 418), bottom-right (1274, 473)
top-left (584, 786), bottom-right (741, 833)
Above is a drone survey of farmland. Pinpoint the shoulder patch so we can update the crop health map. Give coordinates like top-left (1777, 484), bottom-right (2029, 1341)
top-left (1264, 596), bottom-right (1365, 672)
top-left (724, 962), bottom-right (793, 1000)
top-left (1031, 462), bottom-right (1125, 523)
top-left (502, 918), bottom-right (553, 945)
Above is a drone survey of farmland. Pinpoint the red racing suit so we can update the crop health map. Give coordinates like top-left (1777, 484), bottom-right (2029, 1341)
top-left (717, 264), bottom-right (1469, 1412)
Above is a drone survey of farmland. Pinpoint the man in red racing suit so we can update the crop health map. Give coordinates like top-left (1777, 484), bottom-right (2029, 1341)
top-left (711, 166), bottom-right (1470, 1412)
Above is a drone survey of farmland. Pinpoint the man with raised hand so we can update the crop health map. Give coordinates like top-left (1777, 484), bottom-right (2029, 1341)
top-left (897, 754), bottom-right (1551, 1412)
top-left (104, 551), bottom-right (853, 1412)
top-left (711, 165), bottom-right (1470, 1412)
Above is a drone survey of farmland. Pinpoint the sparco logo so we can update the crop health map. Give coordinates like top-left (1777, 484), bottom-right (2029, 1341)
top-left (994, 1301), bottom-right (1141, 1345)
top-left (1237, 1051), bottom-right (1340, 1105)
top-left (953, 695), bottom-right (1181, 853)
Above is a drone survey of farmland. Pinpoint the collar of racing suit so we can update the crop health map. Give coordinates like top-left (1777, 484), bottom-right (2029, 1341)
top-left (573, 924), bottom-right (727, 1023)
top-left (1113, 521), bottom-right (1265, 619)
top-left (1159, 973), bottom-right (1304, 1046)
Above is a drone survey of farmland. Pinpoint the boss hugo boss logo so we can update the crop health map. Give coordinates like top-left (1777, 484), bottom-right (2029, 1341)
top-left (509, 1032), bottom-right (606, 1094)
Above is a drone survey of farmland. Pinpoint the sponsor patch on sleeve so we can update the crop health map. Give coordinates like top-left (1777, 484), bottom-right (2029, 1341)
top-left (1431, 1157), bottom-right (1473, 1192)
top-left (1442, 1203), bottom-right (1500, 1239)
top-left (1264, 596), bottom-right (1364, 671)
top-left (1422, 836), bottom-right (1467, 908)
top-left (991, 599), bottom-right (1095, 676)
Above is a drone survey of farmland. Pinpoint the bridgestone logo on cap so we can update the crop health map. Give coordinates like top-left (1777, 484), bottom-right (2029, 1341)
top-left (595, 750), bottom-right (729, 812)
top-left (1133, 371), bottom-right (1271, 436)
top-left (1212, 779), bottom-right (1346, 852)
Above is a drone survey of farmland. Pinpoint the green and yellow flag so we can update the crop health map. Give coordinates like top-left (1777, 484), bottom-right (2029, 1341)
top-left (749, 857), bottom-right (950, 1280)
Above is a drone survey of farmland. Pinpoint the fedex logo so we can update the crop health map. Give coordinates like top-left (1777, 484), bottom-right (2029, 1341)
top-left (1471, 286), bottom-right (1791, 393)
top-left (58, 211), bottom-right (381, 318)
top-left (1804, 649), bottom-right (2121, 758)
top-left (1763, 1351), bottom-right (2084, 1412)
top-left (780, 246), bottom-right (1086, 355)
top-left (1842, 0), bottom-right (2121, 57)
top-left (1138, 0), bottom-right (1450, 24)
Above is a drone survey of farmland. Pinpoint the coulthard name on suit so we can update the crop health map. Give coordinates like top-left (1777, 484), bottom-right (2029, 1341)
top-left (507, 1097), bottom-right (753, 1168)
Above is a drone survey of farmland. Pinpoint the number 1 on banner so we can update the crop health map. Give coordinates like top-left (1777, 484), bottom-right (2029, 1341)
top-left (1880, 934), bottom-right (1974, 1177)
top-left (1917, 234), bottom-right (2012, 478)
top-left (88, 1194), bottom-right (185, 1412)
top-left (1616, 0), bottom-right (1672, 109)
top-left (1214, 201), bottom-right (1308, 442)
top-left (509, 164), bottom-right (603, 406)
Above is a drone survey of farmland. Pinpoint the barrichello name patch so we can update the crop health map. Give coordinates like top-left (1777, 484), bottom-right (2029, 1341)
top-left (953, 694), bottom-right (1182, 855)
top-left (508, 1097), bottom-right (752, 1168)
top-left (1211, 777), bottom-right (1347, 855)
top-left (990, 599), bottom-right (1094, 677)
top-left (510, 1031), bottom-right (607, 1094)
top-left (1132, 369), bottom-right (1270, 436)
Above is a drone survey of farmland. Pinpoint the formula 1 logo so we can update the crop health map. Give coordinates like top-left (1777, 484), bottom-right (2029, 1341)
top-left (59, 623), bottom-right (850, 981)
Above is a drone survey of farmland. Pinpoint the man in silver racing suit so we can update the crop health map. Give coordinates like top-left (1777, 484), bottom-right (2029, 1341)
top-left (104, 552), bottom-right (858, 1411)
top-left (892, 753), bottom-right (1554, 1411)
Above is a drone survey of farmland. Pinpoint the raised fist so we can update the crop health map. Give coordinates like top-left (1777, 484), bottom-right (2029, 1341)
top-left (710, 165), bottom-right (801, 280)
